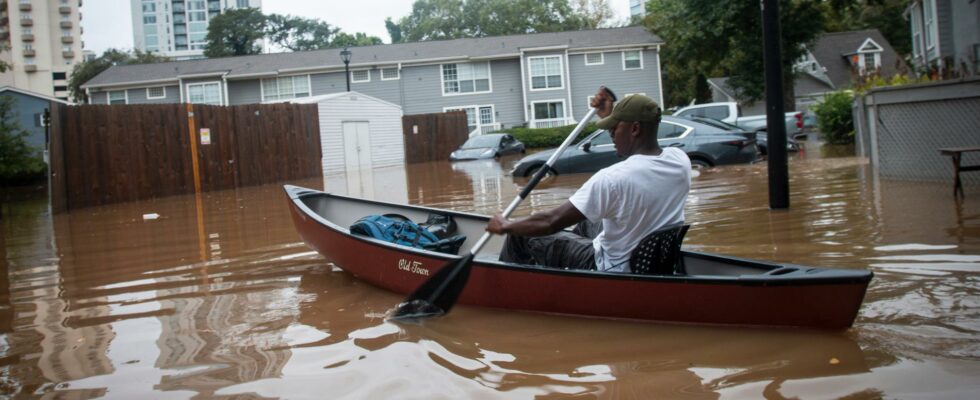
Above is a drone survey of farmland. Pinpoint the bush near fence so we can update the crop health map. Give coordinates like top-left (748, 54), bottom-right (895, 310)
top-left (499, 122), bottom-right (600, 149)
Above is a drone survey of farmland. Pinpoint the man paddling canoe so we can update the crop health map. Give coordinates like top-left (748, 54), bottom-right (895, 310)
top-left (487, 87), bottom-right (692, 273)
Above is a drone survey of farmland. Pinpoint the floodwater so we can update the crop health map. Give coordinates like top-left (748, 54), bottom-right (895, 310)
top-left (1, 145), bottom-right (978, 398)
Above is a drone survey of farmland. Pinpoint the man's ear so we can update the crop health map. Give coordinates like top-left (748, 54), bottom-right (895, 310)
top-left (630, 122), bottom-right (642, 137)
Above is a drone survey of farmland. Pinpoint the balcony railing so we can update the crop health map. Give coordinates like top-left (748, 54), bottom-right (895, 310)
top-left (60, 36), bottom-right (72, 43)
top-left (21, 33), bottom-right (32, 41)
top-left (530, 117), bottom-right (574, 129)
top-left (18, 3), bottom-right (30, 11)
top-left (62, 50), bottom-right (74, 58)
top-left (468, 123), bottom-right (502, 138)
top-left (59, 6), bottom-right (70, 14)
top-left (60, 21), bottom-right (71, 28)
top-left (22, 48), bottom-right (34, 57)
top-left (24, 64), bottom-right (36, 72)
top-left (20, 18), bottom-right (32, 26)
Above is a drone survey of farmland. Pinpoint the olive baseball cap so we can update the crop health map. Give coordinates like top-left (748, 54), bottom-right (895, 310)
top-left (595, 94), bottom-right (662, 130)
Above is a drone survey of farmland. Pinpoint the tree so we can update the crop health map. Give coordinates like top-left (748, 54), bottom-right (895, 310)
top-left (385, 17), bottom-right (404, 43)
top-left (572, 0), bottom-right (615, 29)
top-left (331, 32), bottom-right (384, 47)
top-left (0, 97), bottom-right (45, 186)
top-left (203, 7), bottom-right (267, 58)
top-left (68, 49), bottom-right (170, 104)
top-left (396, 0), bottom-right (592, 42)
top-left (266, 14), bottom-right (340, 51)
top-left (645, 0), bottom-right (825, 111)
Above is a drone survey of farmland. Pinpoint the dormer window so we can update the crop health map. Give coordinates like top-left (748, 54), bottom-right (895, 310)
top-left (855, 38), bottom-right (883, 74)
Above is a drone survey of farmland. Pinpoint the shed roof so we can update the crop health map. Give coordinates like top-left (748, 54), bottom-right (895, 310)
top-left (83, 26), bottom-right (663, 89)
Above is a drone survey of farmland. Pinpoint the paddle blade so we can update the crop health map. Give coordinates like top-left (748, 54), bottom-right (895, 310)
top-left (389, 253), bottom-right (475, 321)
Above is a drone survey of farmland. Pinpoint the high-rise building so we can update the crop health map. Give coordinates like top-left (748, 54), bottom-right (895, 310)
top-left (629, 0), bottom-right (645, 18)
top-left (0, 0), bottom-right (84, 101)
top-left (131, 0), bottom-right (262, 60)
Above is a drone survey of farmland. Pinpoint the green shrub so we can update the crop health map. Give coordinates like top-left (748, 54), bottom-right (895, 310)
top-left (811, 90), bottom-right (855, 145)
top-left (500, 122), bottom-right (599, 149)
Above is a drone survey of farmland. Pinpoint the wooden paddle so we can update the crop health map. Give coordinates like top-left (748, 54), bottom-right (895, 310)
top-left (391, 88), bottom-right (616, 321)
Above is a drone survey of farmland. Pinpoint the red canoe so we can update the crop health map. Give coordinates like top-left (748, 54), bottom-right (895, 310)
top-left (284, 185), bottom-right (872, 329)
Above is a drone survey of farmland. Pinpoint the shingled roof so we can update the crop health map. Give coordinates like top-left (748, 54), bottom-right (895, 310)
top-left (82, 26), bottom-right (663, 89)
top-left (809, 29), bottom-right (904, 88)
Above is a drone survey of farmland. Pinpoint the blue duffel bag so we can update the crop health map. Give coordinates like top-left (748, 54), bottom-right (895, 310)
top-left (350, 213), bottom-right (466, 255)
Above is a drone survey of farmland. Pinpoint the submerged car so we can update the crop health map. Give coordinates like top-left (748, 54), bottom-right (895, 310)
top-left (511, 116), bottom-right (757, 176)
top-left (449, 133), bottom-right (525, 161)
top-left (685, 116), bottom-right (800, 155)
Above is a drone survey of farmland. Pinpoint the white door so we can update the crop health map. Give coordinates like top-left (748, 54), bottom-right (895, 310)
top-left (342, 121), bottom-right (374, 198)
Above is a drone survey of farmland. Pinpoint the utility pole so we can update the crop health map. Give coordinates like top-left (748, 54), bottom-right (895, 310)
top-left (762, 0), bottom-right (789, 209)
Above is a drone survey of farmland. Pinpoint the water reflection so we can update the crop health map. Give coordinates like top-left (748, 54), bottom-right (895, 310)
top-left (0, 152), bottom-right (978, 398)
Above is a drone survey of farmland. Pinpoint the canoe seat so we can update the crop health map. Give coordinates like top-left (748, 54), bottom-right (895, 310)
top-left (630, 223), bottom-right (690, 275)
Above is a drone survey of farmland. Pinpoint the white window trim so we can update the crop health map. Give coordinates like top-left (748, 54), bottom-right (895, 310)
top-left (185, 81), bottom-right (223, 105)
top-left (530, 99), bottom-right (568, 121)
top-left (858, 52), bottom-right (881, 72)
top-left (440, 62), bottom-right (494, 97)
top-left (146, 86), bottom-right (167, 100)
top-left (528, 55), bottom-right (565, 92)
top-left (924, 0), bottom-right (938, 52)
top-left (259, 74), bottom-right (312, 103)
top-left (584, 52), bottom-right (604, 66)
top-left (107, 90), bottom-right (128, 105)
top-left (351, 69), bottom-right (371, 83)
top-left (622, 50), bottom-right (644, 70)
top-left (381, 67), bottom-right (400, 81)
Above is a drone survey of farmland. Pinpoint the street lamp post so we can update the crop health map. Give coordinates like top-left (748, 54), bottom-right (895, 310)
top-left (340, 47), bottom-right (352, 92)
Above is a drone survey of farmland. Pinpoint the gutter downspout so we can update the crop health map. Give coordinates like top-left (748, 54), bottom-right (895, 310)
top-left (222, 73), bottom-right (230, 106)
top-left (655, 44), bottom-right (665, 107)
top-left (564, 48), bottom-right (574, 124)
top-left (179, 78), bottom-right (184, 103)
top-left (519, 49), bottom-right (528, 124)
top-left (85, 88), bottom-right (91, 104)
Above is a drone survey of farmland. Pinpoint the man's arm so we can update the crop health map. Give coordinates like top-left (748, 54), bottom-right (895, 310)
top-left (487, 201), bottom-right (586, 237)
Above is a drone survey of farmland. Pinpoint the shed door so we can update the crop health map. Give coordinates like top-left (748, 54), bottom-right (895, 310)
top-left (342, 121), bottom-right (374, 197)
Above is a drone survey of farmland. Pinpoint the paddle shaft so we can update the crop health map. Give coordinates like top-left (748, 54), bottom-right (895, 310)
top-left (467, 107), bottom-right (599, 255)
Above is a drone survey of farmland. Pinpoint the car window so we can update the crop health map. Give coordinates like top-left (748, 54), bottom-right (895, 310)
top-left (461, 135), bottom-right (501, 149)
top-left (658, 122), bottom-right (688, 139)
top-left (676, 108), bottom-right (698, 118)
top-left (591, 130), bottom-right (613, 146)
top-left (702, 106), bottom-right (730, 120)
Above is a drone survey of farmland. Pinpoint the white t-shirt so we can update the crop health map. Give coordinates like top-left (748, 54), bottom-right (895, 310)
top-left (568, 147), bottom-right (691, 272)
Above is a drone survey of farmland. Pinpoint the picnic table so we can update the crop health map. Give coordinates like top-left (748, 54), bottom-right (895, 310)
top-left (939, 147), bottom-right (980, 197)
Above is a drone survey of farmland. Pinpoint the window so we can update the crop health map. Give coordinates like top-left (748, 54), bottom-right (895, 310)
top-left (52, 72), bottom-right (67, 80)
top-left (351, 70), bottom-right (370, 83)
top-left (381, 67), bottom-right (399, 80)
top-left (445, 105), bottom-right (495, 134)
top-left (146, 86), bottom-right (166, 99)
top-left (442, 62), bottom-right (490, 95)
top-left (22, 27), bottom-right (31, 35)
top-left (585, 52), bottom-right (603, 65)
top-left (623, 50), bottom-right (643, 70)
top-left (529, 56), bottom-right (563, 90)
top-left (62, 45), bottom-right (72, 52)
top-left (108, 90), bottom-right (127, 105)
top-left (261, 75), bottom-right (310, 102)
top-left (658, 121), bottom-right (691, 139)
top-left (22, 44), bottom-right (32, 51)
top-left (186, 82), bottom-right (222, 105)
top-left (863, 53), bottom-right (877, 71)
top-left (236, 0), bottom-right (249, 7)
top-left (532, 101), bottom-right (565, 121)
top-left (911, 7), bottom-right (923, 58)
top-left (143, 15), bottom-right (156, 24)
top-left (21, 13), bottom-right (32, 20)
top-left (924, 0), bottom-right (936, 50)
top-left (701, 105), bottom-right (730, 120)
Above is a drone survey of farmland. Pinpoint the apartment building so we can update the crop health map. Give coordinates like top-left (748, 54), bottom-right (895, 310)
top-left (82, 26), bottom-right (664, 135)
top-left (0, 0), bottom-right (84, 101)
top-left (131, 0), bottom-right (262, 60)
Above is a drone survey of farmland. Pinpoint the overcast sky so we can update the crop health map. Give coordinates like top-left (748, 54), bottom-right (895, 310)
top-left (81, 0), bottom-right (635, 54)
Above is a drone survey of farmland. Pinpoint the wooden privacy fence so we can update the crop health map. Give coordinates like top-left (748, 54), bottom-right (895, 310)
top-left (49, 103), bottom-right (321, 212)
top-left (401, 111), bottom-right (469, 163)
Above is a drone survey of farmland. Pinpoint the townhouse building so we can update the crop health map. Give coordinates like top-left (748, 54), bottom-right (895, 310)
top-left (905, 0), bottom-right (978, 76)
top-left (81, 26), bottom-right (664, 135)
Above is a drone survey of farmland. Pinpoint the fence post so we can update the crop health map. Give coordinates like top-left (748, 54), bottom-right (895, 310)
top-left (186, 103), bottom-right (202, 194)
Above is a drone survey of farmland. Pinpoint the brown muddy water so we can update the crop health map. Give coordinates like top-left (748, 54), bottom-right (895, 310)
top-left (1, 149), bottom-right (978, 399)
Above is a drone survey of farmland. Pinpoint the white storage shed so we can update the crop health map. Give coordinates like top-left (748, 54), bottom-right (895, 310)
top-left (283, 91), bottom-right (405, 175)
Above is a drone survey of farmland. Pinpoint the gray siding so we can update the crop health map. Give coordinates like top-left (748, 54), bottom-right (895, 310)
top-left (347, 68), bottom-right (404, 106)
top-left (936, 0), bottom-right (954, 60)
top-left (524, 50), bottom-right (572, 122)
top-left (126, 85), bottom-right (180, 104)
top-left (568, 49), bottom-right (662, 119)
top-left (401, 60), bottom-right (525, 129)
top-left (1, 92), bottom-right (51, 149)
top-left (311, 71), bottom-right (348, 96)
top-left (950, 0), bottom-right (979, 75)
top-left (228, 80), bottom-right (261, 105)
top-left (90, 91), bottom-right (107, 104)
